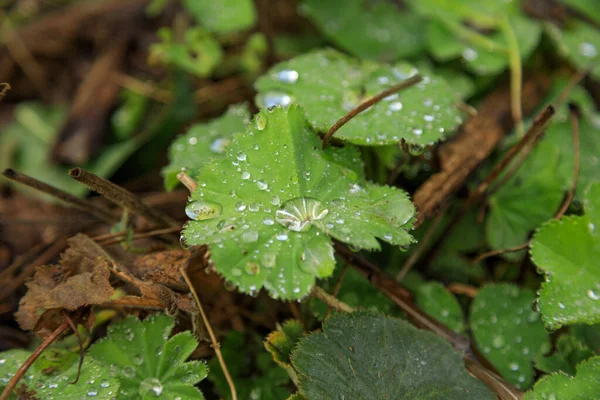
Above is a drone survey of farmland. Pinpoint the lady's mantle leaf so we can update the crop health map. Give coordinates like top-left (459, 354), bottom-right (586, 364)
top-left (523, 356), bottom-right (600, 400)
top-left (291, 312), bottom-right (495, 400)
top-left (182, 106), bottom-right (415, 299)
top-left (163, 104), bottom-right (250, 190)
top-left (530, 182), bottom-right (600, 330)
top-left (88, 314), bottom-right (207, 399)
top-left (255, 49), bottom-right (463, 146)
top-left (299, 0), bottom-right (425, 61)
top-left (0, 349), bottom-right (119, 399)
top-left (470, 284), bottom-right (550, 389)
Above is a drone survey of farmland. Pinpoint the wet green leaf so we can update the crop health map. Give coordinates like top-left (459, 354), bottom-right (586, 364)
top-left (292, 312), bottom-right (495, 399)
top-left (535, 334), bottom-right (595, 376)
top-left (0, 349), bottom-right (119, 399)
top-left (530, 182), bottom-right (600, 329)
top-left (414, 281), bottom-right (465, 334)
top-left (163, 104), bottom-right (250, 190)
top-left (182, 106), bottom-right (415, 299)
top-left (299, 0), bottom-right (425, 61)
top-left (470, 284), bottom-right (551, 389)
top-left (183, 0), bottom-right (257, 34)
top-left (547, 20), bottom-right (600, 79)
top-left (88, 314), bottom-right (207, 399)
top-left (486, 141), bottom-right (564, 259)
top-left (523, 356), bottom-right (600, 400)
top-left (255, 49), bottom-right (464, 147)
top-left (265, 320), bottom-right (304, 369)
top-left (112, 89), bottom-right (149, 140)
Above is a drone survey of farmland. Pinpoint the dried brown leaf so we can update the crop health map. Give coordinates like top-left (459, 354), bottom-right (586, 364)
top-left (129, 249), bottom-right (190, 291)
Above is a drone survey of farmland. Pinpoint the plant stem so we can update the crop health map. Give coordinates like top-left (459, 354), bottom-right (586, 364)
top-left (2, 169), bottom-right (117, 224)
top-left (179, 266), bottom-right (237, 400)
top-left (69, 168), bottom-right (178, 230)
top-left (322, 75), bottom-right (423, 148)
top-left (555, 103), bottom-right (580, 218)
top-left (0, 82), bottom-right (10, 101)
top-left (499, 17), bottom-right (524, 137)
top-left (311, 286), bottom-right (354, 313)
top-left (0, 321), bottom-right (70, 400)
top-left (177, 172), bottom-right (199, 192)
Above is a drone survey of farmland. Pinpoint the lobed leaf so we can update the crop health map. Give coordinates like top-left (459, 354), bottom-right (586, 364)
top-left (88, 314), bottom-right (207, 399)
top-left (530, 182), bottom-right (600, 329)
top-left (182, 105), bottom-right (415, 299)
top-left (255, 49), bottom-right (464, 146)
top-left (470, 284), bottom-right (550, 389)
top-left (291, 312), bottom-right (495, 399)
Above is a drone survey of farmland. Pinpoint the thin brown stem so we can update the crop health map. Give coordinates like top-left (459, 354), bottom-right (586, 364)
top-left (396, 207), bottom-right (447, 282)
top-left (177, 172), bottom-right (199, 193)
top-left (97, 226), bottom-right (181, 246)
top-left (69, 168), bottom-right (178, 229)
top-left (447, 283), bottom-right (478, 298)
top-left (180, 266), bottom-right (237, 400)
top-left (456, 101), bottom-right (478, 117)
top-left (312, 286), bottom-right (354, 313)
top-left (0, 82), bottom-right (10, 101)
top-left (555, 104), bottom-right (580, 219)
top-left (62, 311), bottom-right (84, 384)
top-left (322, 75), bottom-right (423, 148)
top-left (0, 321), bottom-right (69, 400)
top-left (2, 169), bottom-right (117, 224)
top-left (472, 242), bottom-right (530, 264)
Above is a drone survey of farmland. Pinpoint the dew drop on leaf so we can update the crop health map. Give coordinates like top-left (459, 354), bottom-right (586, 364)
top-left (185, 200), bottom-right (223, 221)
top-left (245, 261), bottom-right (260, 275)
top-left (209, 137), bottom-right (230, 154)
top-left (256, 92), bottom-right (293, 108)
top-left (139, 378), bottom-right (163, 397)
top-left (276, 197), bottom-right (329, 232)
top-left (275, 69), bottom-right (299, 84)
top-left (242, 230), bottom-right (259, 243)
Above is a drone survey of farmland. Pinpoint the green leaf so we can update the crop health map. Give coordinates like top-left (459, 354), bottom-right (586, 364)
top-left (182, 105), bottom-right (415, 299)
top-left (486, 141), bottom-right (564, 259)
top-left (414, 281), bottom-right (465, 334)
top-left (112, 89), bottom-right (149, 140)
top-left (291, 312), bottom-right (494, 399)
top-left (562, 0), bottom-right (600, 25)
top-left (209, 330), bottom-right (291, 400)
top-left (163, 104), bottom-right (250, 190)
top-left (534, 334), bottom-right (595, 376)
top-left (0, 349), bottom-right (119, 399)
top-left (530, 182), bottom-right (600, 330)
top-left (149, 27), bottom-right (223, 78)
top-left (523, 356), bottom-right (600, 400)
top-left (546, 21), bottom-right (600, 79)
top-left (255, 49), bottom-right (464, 147)
top-left (183, 0), bottom-right (257, 34)
top-left (88, 314), bottom-right (207, 399)
top-left (470, 284), bottom-right (551, 389)
top-left (265, 320), bottom-right (304, 369)
top-left (299, 0), bottom-right (425, 61)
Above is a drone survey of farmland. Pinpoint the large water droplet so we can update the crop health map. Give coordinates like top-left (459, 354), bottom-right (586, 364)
top-left (122, 366), bottom-right (135, 378)
top-left (245, 261), bottom-right (260, 275)
top-left (139, 378), bottom-right (163, 397)
top-left (388, 101), bottom-right (403, 112)
top-left (579, 42), bottom-right (598, 58)
top-left (276, 197), bottom-right (329, 232)
top-left (185, 200), bottom-right (222, 220)
top-left (299, 239), bottom-right (335, 277)
top-left (254, 114), bottom-right (267, 130)
top-left (275, 69), bottom-right (299, 84)
top-left (587, 289), bottom-right (600, 300)
top-left (242, 230), bottom-right (259, 243)
top-left (209, 138), bottom-right (230, 154)
top-left (257, 92), bottom-right (293, 108)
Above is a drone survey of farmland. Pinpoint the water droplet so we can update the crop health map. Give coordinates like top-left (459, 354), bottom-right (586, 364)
top-left (276, 197), bottom-right (329, 232)
top-left (412, 128), bottom-right (423, 136)
top-left (275, 69), bottom-right (299, 84)
top-left (185, 200), bottom-right (222, 220)
top-left (509, 362), bottom-right (520, 371)
top-left (254, 114), bottom-right (267, 130)
top-left (587, 289), bottom-right (600, 300)
top-left (579, 42), bottom-right (598, 58)
top-left (424, 114), bottom-right (434, 122)
top-left (237, 151), bottom-right (247, 161)
top-left (188, 137), bottom-right (198, 145)
top-left (235, 202), bottom-right (247, 212)
top-left (257, 180), bottom-right (269, 190)
top-left (242, 230), bottom-right (259, 243)
top-left (270, 196), bottom-right (281, 205)
top-left (388, 101), bottom-right (403, 112)
top-left (122, 366), bottom-right (135, 378)
top-left (263, 253), bottom-right (276, 268)
top-left (263, 218), bottom-right (274, 225)
top-left (231, 268), bottom-right (242, 277)
top-left (276, 232), bottom-right (289, 241)
top-left (87, 390), bottom-right (98, 397)
top-left (492, 335), bottom-right (505, 348)
top-left (209, 138), bottom-right (230, 154)
top-left (257, 91), bottom-right (293, 108)
top-left (462, 48), bottom-right (478, 61)
top-left (100, 380), bottom-right (110, 388)
top-left (241, 171), bottom-right (251, 180)
top-left (300, 240), bottom-right (335, 276)
top-left (249, 203), bottom-right (260, 212)
top-left (408, 143), bottom-right (424, 156)
top-left (245, 261), bottom-right (260, 275)
top-left (139, 377), bottom-right (163, 397)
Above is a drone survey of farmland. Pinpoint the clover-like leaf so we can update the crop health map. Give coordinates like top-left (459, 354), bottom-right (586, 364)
top-left (523, 356), bottom-right (600, 400)
top-left (0, 349), bottom-right (119, 399)
top-left (534, 334), bottom-right (595, 376)
top-left (530, 182), bottom-right (600, 330)
top-left (486, 141), bottom-right (564, 259)
top-left (255, 49), bottom-right (464, 146)
top-left (470, 284), bottom-right (551, 389)
top-left (183, 0), bottom-right (256, 35)
top-left (299, 0), bottom-right (425, 61)
top-left (547, 20), bottom-right (600, 79)
top-left (291, 312), bottom-right (495, 399)
top-left (182, 106), bottom-right (415, 299)
top-left (88, 314), bottom-right (207, 399)
top-left (163, 104), bottom-right (250, 190)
